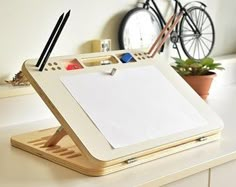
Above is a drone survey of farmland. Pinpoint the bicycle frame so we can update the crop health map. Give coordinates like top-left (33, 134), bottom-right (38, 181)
top-left (143, 0), bottom-right (201, 36)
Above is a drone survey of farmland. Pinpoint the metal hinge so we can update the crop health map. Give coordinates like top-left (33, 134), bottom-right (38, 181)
top-left (196, 136), bottom-right (208, 142)
top-left (125, 158), bottom-right (137, 164)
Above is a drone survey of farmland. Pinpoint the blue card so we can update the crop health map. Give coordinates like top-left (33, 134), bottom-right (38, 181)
top-left (120, 53), bottom-right (133, 63)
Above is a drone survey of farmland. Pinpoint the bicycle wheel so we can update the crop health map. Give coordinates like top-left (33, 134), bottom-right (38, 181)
top-left (179, 6), bottom-right (215, 60)
top-left (118, 8), bottom-right (162, 49)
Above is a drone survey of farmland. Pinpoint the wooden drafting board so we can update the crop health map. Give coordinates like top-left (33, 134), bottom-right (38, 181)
top-left (11, 49), bottom-right (224, 176)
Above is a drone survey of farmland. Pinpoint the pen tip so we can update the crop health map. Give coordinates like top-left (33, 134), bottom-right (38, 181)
top-left (66, 10), bottom-right (71, 15)
top-left (60, 12), bottom-right (65, 17)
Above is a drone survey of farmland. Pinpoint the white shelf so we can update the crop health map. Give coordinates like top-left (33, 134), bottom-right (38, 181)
top-left (0, 84), bottom-right (35, 99)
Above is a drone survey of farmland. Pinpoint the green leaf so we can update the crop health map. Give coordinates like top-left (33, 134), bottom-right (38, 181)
top-left (215, 67), bottom-right (225, 70)
top-left (201, 57), bottom-right (214, 66)
top-left (190, 63), bottom-right (202, 68)
top-left (172, 57), bottom-right (185, 64)
top-left (171, 56), bottom-right (224, 76)
top-left (185, 58), bottom-right (196, 65)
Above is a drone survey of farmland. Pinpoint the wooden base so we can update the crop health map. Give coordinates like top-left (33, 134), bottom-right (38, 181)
top-left (11, 126), bottom-right (221, 176)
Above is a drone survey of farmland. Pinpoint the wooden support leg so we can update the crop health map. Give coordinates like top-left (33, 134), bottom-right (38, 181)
top-left (148, 13), bottom-right (183, 58)
top-left (148, 15), bottom-right (175, 55)
top-left (44, 126), bottom-right (67, 147)
top-left (150, 13), bottom-right (183, 58)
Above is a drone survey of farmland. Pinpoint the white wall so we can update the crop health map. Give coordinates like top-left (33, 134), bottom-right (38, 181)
top-left (207, 0), bottom-right (236, 56)
top-left (0, 0), bottom-right (235, 83)
top-left (0, 0), bottom-right (138, 82)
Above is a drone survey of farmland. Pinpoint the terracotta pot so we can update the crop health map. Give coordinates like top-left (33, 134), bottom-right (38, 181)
top-left (183, 73), bottom-right (216, 100)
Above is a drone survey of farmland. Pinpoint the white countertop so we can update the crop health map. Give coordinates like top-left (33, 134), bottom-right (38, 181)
top-left (0, 83), bottom-right (236, 187)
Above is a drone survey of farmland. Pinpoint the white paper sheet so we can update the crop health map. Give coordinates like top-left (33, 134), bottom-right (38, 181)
top-left (60, 66), bottom-right (207, 148)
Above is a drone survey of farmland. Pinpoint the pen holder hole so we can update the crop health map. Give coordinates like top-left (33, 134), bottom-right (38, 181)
top-left (133, 52), bottom-right (151, 61)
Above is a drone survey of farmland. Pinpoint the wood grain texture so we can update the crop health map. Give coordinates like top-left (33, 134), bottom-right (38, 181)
top-left (11, 127), bottom-right (221, 176)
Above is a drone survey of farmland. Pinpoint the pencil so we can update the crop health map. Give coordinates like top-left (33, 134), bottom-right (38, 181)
top-left (39, 10), bottom-right (71, 71)
top-left (36, 13), bottom-right (64, 67)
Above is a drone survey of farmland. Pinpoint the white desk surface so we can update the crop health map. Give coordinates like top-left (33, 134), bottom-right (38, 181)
top-left (1, 84), bottom-right (236, 187)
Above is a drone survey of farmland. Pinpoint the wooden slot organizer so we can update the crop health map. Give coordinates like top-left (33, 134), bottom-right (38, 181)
top-left (11, 49), bottom-right (224, 176)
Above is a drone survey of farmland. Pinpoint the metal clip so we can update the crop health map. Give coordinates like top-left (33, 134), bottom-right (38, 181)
top-left (125, 158), bottom-right (137, 164)
top-left (197, 136), bottom-right (207, 142)
top-left (110, 68), bottom-right (117, 76)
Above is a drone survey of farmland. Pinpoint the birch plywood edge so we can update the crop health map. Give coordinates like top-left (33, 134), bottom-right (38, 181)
top-left (10, 127), bottom-right (221, 176)
top-left (11, 50), bottom-right (224, 176)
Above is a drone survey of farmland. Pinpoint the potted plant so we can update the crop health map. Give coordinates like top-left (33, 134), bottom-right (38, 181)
top-left (172, 57), bottom-right (224, 100)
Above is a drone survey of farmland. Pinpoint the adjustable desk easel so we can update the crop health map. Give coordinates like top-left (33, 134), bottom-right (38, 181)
top-left (11, 11), bottom-right (224, 176)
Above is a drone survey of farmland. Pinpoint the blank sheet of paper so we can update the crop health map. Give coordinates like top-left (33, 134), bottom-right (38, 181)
top-left (60, 66), bottom-right (207, 148)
